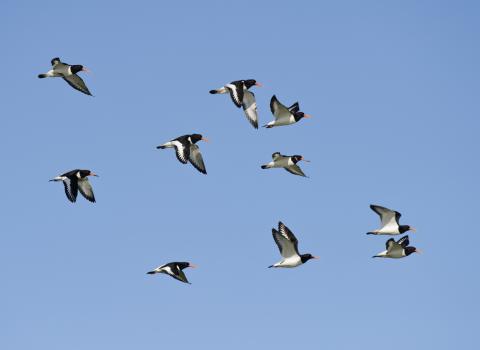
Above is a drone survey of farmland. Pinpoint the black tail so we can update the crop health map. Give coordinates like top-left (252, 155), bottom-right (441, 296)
top-left (38, 74), bottom-right (47, 79)
top-left (366, 232), bottom-right (375, 235)
top-left (146, 271), bottom-right (156, 274)
top-left (261, 165), bottom-right (268, 169)
top-left (156, 145), bottom-right (166, 149)
top-left (209, 89), bottom-right (218, 94)
top-left (268, 265), bottom-right (273, 268)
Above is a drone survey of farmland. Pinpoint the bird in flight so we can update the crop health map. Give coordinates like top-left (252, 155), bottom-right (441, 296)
top-left (38, 57), bottom-right (92, 96)
top-left (372, 235), bottom-right (421, 259)
top-left (261, 152), bottom-right (310, 177)
top-left (210, 79), bottom-right (262, 129)
top-left (147, 262), bottom-right (197, 284)
top-left (263, 95), bottom-right (311, 128)
top-left (157, 134), bottom-right (209, 174)
top-left (269, 221), bottom-right (318, 268)
top-left (49, 169), bottom-right (98, 203)
top-left (367, 204), bottom-right (416, 235)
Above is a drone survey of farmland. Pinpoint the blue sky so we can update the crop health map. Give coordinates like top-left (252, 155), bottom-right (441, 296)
top-left (2, 0), bottom-right (479, 349)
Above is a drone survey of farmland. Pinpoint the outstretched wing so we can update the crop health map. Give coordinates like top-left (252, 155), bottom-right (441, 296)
top-left (78, 178), bottom-right (96, 203)
top-left (370, 205), bottom-right (400, 231)
top-left (285, 164), bottom-right (307, 177)
top-left (172, 140), bottom-right (190, 164)
top-left (63, 74), bottom-right (92, 96)
top-left (272, 152), bottom-right (282, 160)
top-left (270, 95), bottom-right (291, 120)
top-left (242, 90), bottom-right (259, 129)
top-left (272, 229), bottom-right (298, 259)
top-left (278, 222), bottom-right (299, 255)
top-left (226, 81), bottom-right (244, 108)
top-left (288, 102), bottom-right (300, 113)
top-left (169, 264), bottom-right (190, 284)
top-left (397, 235), bottom-right (410, 248)
top-left (189, 144), bottom-right (207, 174)
top-left (62, 178), bottom-right (78, 203)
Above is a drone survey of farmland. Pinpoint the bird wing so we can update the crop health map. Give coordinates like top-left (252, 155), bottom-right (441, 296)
top-left (242, 90), bottom-right (259, 129)
top-left (285, 164), bottom-right (307, 177)
top-left (172, 140), bottom-right (190, 164)
top-left (386, 239), bottom-right (403, 255)
top-left (168, 264), bottom-right (190, 284)
top-left (77, 178), bottom-right (96, 203)
top-left (62, 178), bottom-right (78, 203)
top-left (188, 144), bottom-right (207, 174)
top-left (271, 152), bottom-right (282, 160)
top-left (397, 235), bottom-right (410, 248)
top-left (63, 74), bottom-right (92, 96)
top-left (226, 82), bottom-right (244, 108)
top-left (270, 95), bottom-right (292, 121)
top-left (288, 102), bottom-right (300, 113)
top-left (278, 221), bottom-right (300, 254)
top-left (370, 205), bottom-right (400, 231)
top-left (272, 229), bottom-right (298, 259)
top-left (385, 238), bottom-right (396, 251)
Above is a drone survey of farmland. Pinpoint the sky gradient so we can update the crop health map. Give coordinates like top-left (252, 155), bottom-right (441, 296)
top-left (2, 1), bottom-right (479, 349)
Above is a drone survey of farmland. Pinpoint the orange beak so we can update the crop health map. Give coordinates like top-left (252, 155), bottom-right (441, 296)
top-left (82, 67), bottom-right (91, 73)
top-left (301, 157), bottom-right (310, 162)
top-left (189, 264), bottom-right (198, 268)
top-left (303, 114), bottom-right (312, 118)
top-left (89, 172), bottom-right (99, 177)
top-left (312, 256), bottom-right (320, 259)
top-left (201, 137), bottom-right (209, 143)
top-left (255, 82), bottom-right (263, 87)
top-left (410, 227), bottom-right (417, 232)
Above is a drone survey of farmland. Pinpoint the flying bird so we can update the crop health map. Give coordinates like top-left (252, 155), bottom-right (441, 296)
top-left (269, 221), bottom-right (318, 268)
top-left (147, 262), bottom-right (196, 284)
top-left (263, 95), bottom-right (311, 128)
top-left (261, 152), bottom-right (310, 177)
top-left (372, 235), bottom-right (420, 259)
top-left (157, 134), bottom-right (208, 174)
top-left (38, 57), bottom-right (92, 96)
top-left (367, 205), bottom-right (416, 235)
top-left (49, 169), bottom-right (98, 203)
top-left (209, 79), bottom-right (262, 129)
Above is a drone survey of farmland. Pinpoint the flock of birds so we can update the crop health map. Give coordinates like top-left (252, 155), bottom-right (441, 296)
top-left (39, 57), bottom-right (421, 284)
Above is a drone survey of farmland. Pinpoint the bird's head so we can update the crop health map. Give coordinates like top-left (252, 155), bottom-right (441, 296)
top-left (244, 79), bottom-right (262, 89)
top-left (191, 134), bottom-right (209, 144)
top-left (400, 225), bottom-right (416, 233)
top-left (71, 65), bottom-right (90, 74)
top-left (294, 111), bottom-right (312, 122)
top-left (405, 246), bottom-right (421, 256)
top-left (301, 254), bottom-right (319, 263)
top-left (79, 170), bottom-right (98, 178)
top-left (291, 155), bottom-right (310, 164)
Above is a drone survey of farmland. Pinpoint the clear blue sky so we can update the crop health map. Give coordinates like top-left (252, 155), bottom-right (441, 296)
top-left (2, 1), bottom-right (479, 349)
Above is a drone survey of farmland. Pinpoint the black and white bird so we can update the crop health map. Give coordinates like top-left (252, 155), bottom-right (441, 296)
top-left (372, 235), bottom-right (421, 259)
top-left (209, 79), bottom-right (262, 129)
top-left (156, 134), bottom-right (208, 174)
top-left (263, 95), bottom-right (311, 128)
top-left (261, 152), bottom-right (310, 177)
top-left (49, 169), bottom-right (98, 203)
top-left (38, 57), bottom-right (92, 96)
top-left (269, 221), bottom-right (318, 268)
top-left (367, 204), bottom-right (416, 235)
top-left (147, 262), bottom-right (196, 284)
